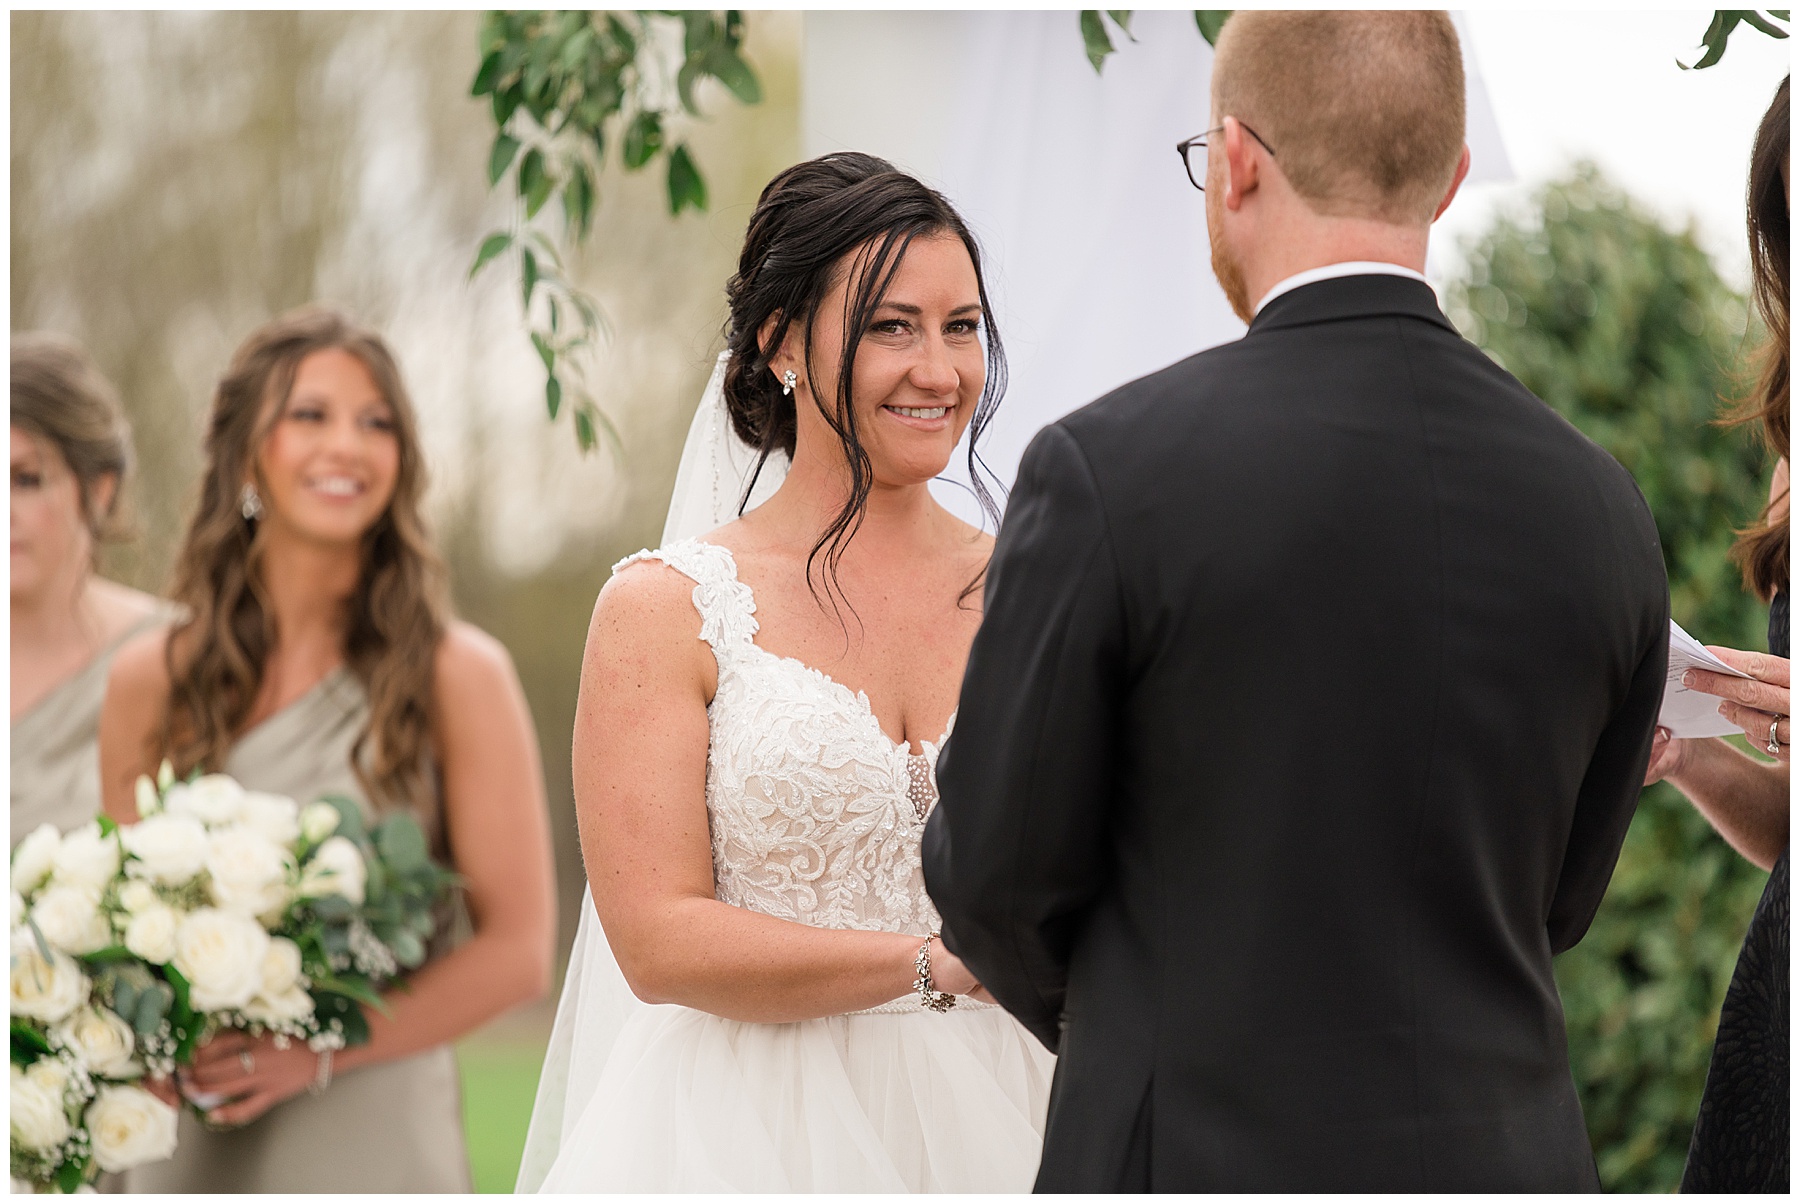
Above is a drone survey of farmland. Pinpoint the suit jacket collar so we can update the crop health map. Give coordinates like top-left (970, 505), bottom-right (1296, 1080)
top-left (1246, 273), bottom-right (1458, 337)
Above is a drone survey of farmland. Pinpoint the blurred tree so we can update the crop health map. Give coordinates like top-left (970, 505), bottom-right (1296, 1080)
top-left (1446, 163), bottom-right (1775, 1192)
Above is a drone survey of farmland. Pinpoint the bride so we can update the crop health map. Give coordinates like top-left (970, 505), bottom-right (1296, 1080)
top-left (517, 152), bottom-right (1055, 1192)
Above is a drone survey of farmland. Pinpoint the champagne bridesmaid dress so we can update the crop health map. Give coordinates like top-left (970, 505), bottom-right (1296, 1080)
top-left (11, 610), bottom-right (171, 846)
top-left (123, 667), bottom-right (473, 1193)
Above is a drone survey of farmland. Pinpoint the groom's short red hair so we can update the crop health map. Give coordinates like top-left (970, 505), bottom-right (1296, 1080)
top-left (1211, 10), bottom-right (1466, 225)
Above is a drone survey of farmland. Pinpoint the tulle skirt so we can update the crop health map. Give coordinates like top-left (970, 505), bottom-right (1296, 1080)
top-left (535, 1001), bottom-right (1054, 1192)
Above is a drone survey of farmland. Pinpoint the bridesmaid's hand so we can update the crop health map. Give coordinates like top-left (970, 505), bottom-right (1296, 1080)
top-left (179, 1030), bottom-right (321, 1127)
top-left (1687, 648), bottom-right (1791, 762)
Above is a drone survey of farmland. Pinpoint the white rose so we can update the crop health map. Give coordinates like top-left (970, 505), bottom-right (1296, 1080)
top-left (170, 908), bottom-right (269, 1011)
top-left (116, 881), bottom-right (157, 916)
top-left (49, 823), bottom-right (122, 894)
top-left (162, 775), bottom-right (244, 828)
top-left (12, 1176), bottom-right (34, 1193)
top-left (51, 1007), bottom-right (140, 1080)
top-left (122, 905), bottom-right (180, 965)
top-left (8, 930), bottom-right (88, 1022)
top-left (120, 815), bottom-right (209, 886)
top-left (9, 1064), bottom-right (70, 1152)
top-left (297, 836), bottom-right (366, 907)
top-left (85, 1084), bottom-right (178, 1173)
top-left (31, 886), bottom-right (111, 956)
top-left (132, 776), bottom-right (161, 821)
top-left (11, 825), bottom-right (62, 898)
top-left (23, 1058), bottom-right (67, 1099)
top-left (241, 985), bottom-right (315, 1027)
top-left (236, 793), bottom-right (300, 847)
top-left (258, 937), bottom-right (303, 997)
top-left (298, 802), bottom-right (341, 844)
top-left (205, 827), bottom-right (293, 919)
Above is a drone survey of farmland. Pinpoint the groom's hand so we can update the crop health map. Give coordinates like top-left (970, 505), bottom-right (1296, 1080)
top-left (1643, 726), bottom-right (1687, 785)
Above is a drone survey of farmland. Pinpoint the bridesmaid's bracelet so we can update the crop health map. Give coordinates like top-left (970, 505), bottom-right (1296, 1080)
top-left (914, 934), bottom-right (958, 1013)
top-left (308, 1048), bottom-right (334, 1096)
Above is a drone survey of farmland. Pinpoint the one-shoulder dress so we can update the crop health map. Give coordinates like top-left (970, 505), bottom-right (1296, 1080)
top-left (124, 668), bottom-right (472, 1193)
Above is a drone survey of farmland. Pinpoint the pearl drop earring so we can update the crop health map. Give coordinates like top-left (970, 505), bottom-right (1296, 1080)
top-left (782, 370), bottom-right (798, 396)
top-left (239, 483), bottom-right (263, 521)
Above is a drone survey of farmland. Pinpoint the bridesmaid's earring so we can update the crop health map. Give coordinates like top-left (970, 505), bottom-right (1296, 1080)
top-left (240, 483), bottom-right (263, 521)
top-left (782, 370), bottom-right (798, 396)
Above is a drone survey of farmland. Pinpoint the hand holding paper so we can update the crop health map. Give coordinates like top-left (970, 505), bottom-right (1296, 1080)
top-left (1657, 620), bottom-right (1757, 739)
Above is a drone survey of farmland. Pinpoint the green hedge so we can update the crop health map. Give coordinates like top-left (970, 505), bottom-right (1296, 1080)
top-left (1446, 163), bottom-right (1774, 1192)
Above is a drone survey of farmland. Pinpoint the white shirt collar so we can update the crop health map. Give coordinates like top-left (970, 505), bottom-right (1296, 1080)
top-left (1252, 261), bottom-right (1431, 317)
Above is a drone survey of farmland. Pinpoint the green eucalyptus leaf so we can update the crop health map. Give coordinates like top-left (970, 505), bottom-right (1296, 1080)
top-left (666, 143), bottom-right (707, 215)
top-left (471, 49), bottom-right (504, 97)
top-left (677, 54), bottom-right (704, 115)
top-left (522, 246), bottom-right (540, 311)
top-left (705, 44), bottom-right (762, 105)
top-left (374, 816), bottom-right (430, 875)
top-left (1195, 10), bottom-right (1232, 46)
top-left (312, 973), bottom-right (389, 1014)
top-left (564, 163), bottom-right (595, 241)
top-left (319, 795), bottom-right (367, 843)
top-left (547, 375), bottom-right (563, 420)
top-left (1107, 10), bottom-right (1135, 37)
top-left (493, 85), bottom-right (524, 128)
top-left (11, 1020), bottom-right (52, 1064)
top-left (95, 813), bottom-right (118, 839)
top-left (55, 1153), bottom-right (89, 1194)
top-left (112, 979), bottom-right (140, 1024)
top-left (530, 331), bottom-right (555, 375)
top-left (574, 408), bottom-right (597, 453)
top-left (1079, 10), bottom-right (1115, 72)
top-left (606, 13), bottom-right (637, 59)
top-left (391, 930), bottom-right (426, 970)
top-left (1740, 9), bottom-right (1790, 37)
top-left (133, 984), bottom-right (168, 1036)
top-left (622, 110), bottom-right (663, 170)
top-left (312, 894), bottom-right (355, 922)
top-left (487, 132), bottom-right (521, 186)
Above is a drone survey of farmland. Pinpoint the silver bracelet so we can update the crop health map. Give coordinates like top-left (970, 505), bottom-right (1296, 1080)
top-left (914, 933), bottom-right (957, 1013)
top-left (307, 1048), bottom-right (333, 1096)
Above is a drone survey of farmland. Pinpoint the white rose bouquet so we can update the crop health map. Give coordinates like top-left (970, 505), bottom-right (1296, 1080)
top-left (10, 764), bottom-right (458, 1192)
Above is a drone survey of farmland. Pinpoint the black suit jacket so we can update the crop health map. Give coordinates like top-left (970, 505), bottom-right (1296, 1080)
top-left (922, 275), bottom-right (1668, 1192)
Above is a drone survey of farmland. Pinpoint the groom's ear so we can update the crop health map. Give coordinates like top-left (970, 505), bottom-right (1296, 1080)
top-left (1431, 145), bottom-right (1473, 223)
top-left (1222, 116), bottom-right (1261, 212)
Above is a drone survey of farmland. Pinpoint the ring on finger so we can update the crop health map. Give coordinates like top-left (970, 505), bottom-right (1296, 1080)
top-left (1770, 715), bottom-right (1786, 756)
top-left (238, 1050), bottom-right (255, 1074)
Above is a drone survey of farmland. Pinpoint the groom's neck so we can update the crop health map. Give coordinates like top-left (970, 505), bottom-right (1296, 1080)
top-left (1239, 204), bottom-right (1431, 312)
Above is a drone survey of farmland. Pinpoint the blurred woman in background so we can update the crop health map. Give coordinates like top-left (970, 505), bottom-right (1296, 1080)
top-left (98, 306), bottom-right (556, 1192)
top-left (1645, 75), bottom-right (1788, 1193)
top-left (12, 334), bottom-right (168, 846)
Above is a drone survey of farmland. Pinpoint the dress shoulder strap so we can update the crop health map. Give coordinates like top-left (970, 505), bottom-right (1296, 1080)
top-left (611, 538), bottom-right (760, 655)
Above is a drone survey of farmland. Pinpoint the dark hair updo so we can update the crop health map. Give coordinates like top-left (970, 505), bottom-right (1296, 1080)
top-left (721, 151), bottom-right (1007, 605)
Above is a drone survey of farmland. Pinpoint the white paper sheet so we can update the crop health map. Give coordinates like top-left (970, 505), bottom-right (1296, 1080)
top-left (1659, 619), bottom-right (1756, 738)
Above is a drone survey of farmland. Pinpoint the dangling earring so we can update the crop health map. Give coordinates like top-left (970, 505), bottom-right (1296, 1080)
top-left (239, 482), bottom-right (263, 521)
top-left (782, 370), bottom-right (798, 396)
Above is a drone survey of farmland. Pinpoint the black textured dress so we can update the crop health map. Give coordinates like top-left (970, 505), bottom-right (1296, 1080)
top-left (1681, 587), bottom-right (1789, 1193)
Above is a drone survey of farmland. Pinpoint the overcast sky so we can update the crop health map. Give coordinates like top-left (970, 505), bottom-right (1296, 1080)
top-left (1432, 9), bottom-right (1791, 289)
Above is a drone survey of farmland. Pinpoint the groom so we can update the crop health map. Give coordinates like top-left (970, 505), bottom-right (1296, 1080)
top-left (923, 10), bottom-right (1668, 1192)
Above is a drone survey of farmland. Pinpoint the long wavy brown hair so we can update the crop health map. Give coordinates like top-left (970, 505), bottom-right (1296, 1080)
top-left (161, 306), bottom-right (449, 810)
top-left (1727, 75), bottom-right (1789, 600)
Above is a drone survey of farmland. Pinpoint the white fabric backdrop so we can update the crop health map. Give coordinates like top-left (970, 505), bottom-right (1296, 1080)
top-left (802, 11), bottom-right (1513, 527)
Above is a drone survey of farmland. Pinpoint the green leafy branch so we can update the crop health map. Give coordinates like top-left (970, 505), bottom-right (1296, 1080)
top-left (1080, 11), bottom-right (1232, 73)
top-left (469, 11), bottom-right (763, 453)
top-left (1680, 9), bottom-right (1789, 69)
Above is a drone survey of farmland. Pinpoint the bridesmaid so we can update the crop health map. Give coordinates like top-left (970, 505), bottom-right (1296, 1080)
top-left (98, 306), bottom-right (556, 1191)
top-left (12, 334), bottom-right (168, 845)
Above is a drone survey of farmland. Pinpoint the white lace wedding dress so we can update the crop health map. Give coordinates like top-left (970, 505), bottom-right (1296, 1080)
top-left (517, 538), bottom-right (1056, 1191)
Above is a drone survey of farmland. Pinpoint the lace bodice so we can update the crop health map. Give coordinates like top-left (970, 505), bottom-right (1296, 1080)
top-left (614, 539), bottom-right (951, 937)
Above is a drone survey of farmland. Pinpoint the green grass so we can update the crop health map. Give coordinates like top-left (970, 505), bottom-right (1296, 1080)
top-left (457, 1037), bottom-right (549, 1192)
